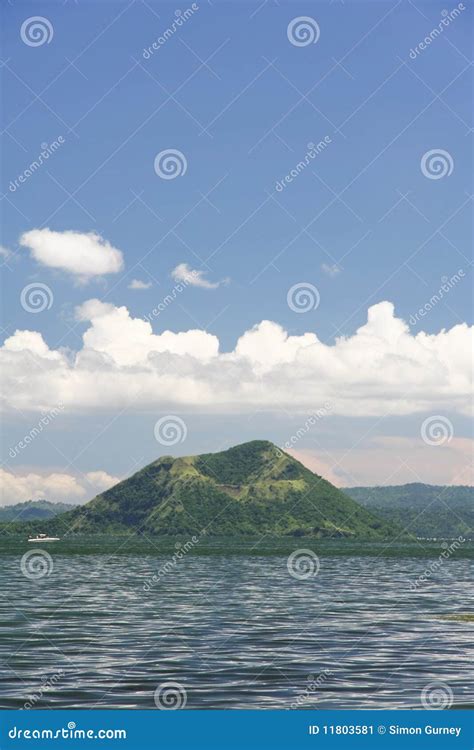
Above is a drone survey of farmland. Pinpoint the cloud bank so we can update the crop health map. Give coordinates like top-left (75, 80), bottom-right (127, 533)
top-left (0, 469), bottom-right (119, 507)
top-left (1, 300), bottom-right (472, 416)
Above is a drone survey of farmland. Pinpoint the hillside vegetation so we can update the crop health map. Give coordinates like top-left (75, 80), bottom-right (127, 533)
top-left (2, 441), bottom-right (399, 539)
top-left (344, 483), bottom-right (473, 538)
top-left (0, 500), bottom-right (77, 523)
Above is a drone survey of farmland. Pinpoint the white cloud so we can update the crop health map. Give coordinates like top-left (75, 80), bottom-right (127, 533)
top-left (0, 468), bottom-right (119, 507)
top-left (233, 320), bottom-right (317, 375)
top-left (2, 329), bottom-right (61, 359)
top-left (20, 229), bottom-right (124, 280)
top-left (128, 279), bottom-right (152, 290)
top-left (0, 300), bottom-right (472, 417)
top-left (0, 245), bottom-right (12, 259)
top-left (321, 263), bottom-right (341, 277)
top-left (171, 262), bottom-right (228, 289)
top-left (75, 298), bottom-right (219, 366)
top-left (84, 470), bottom-right (119, 493)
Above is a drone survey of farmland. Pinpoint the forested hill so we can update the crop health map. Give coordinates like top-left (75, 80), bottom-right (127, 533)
top-left (3, 441), bottom-right (399, 539)
top-left (344, 484), bottom-right (473, 538)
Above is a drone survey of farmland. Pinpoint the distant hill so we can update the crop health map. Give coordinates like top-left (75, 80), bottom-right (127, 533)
top-left (6, 441), bottom-right (398, 539)
top-left (0, 500), bottom-right (77, 523)
top-left (344, 484), bottom-right (473, 538)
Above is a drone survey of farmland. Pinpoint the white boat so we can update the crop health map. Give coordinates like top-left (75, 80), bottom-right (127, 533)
top-left (28, 533), bottom-right (60, 543)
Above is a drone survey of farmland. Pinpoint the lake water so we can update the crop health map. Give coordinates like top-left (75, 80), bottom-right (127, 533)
top-left (0, 537), bottom-right (472, 709)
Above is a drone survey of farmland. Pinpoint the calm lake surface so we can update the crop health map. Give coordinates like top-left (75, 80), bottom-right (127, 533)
top-left (0, 537), bottom-right (472, 709)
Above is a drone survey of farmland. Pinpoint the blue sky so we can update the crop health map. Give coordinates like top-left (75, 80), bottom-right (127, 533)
top-left (1, 0), bottom-right (472, 502)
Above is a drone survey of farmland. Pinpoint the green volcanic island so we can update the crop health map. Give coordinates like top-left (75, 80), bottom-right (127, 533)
top-left (14, 441), bottom-right (397, 539)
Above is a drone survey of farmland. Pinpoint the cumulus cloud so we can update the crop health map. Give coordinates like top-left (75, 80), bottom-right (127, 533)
top-left (0, 300), bottom-right (472, 417)
top-left (128, 279), bottom-right (152, 290)
top-left (2, 329), bottom-right (61, 359)
top-left (75, 299), bottom-right (219, 366)
top-left (0, 469), bottom-right (119, 507)
top-left (20, 229), bottom-right (124, 280)
top-left (84, 470), bottom-right (120, 494)
top-left (171, 263), bottom-right (228, 289)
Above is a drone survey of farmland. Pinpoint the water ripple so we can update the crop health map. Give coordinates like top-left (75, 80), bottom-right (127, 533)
top-left (0, 543), bottom-right (472, 709)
